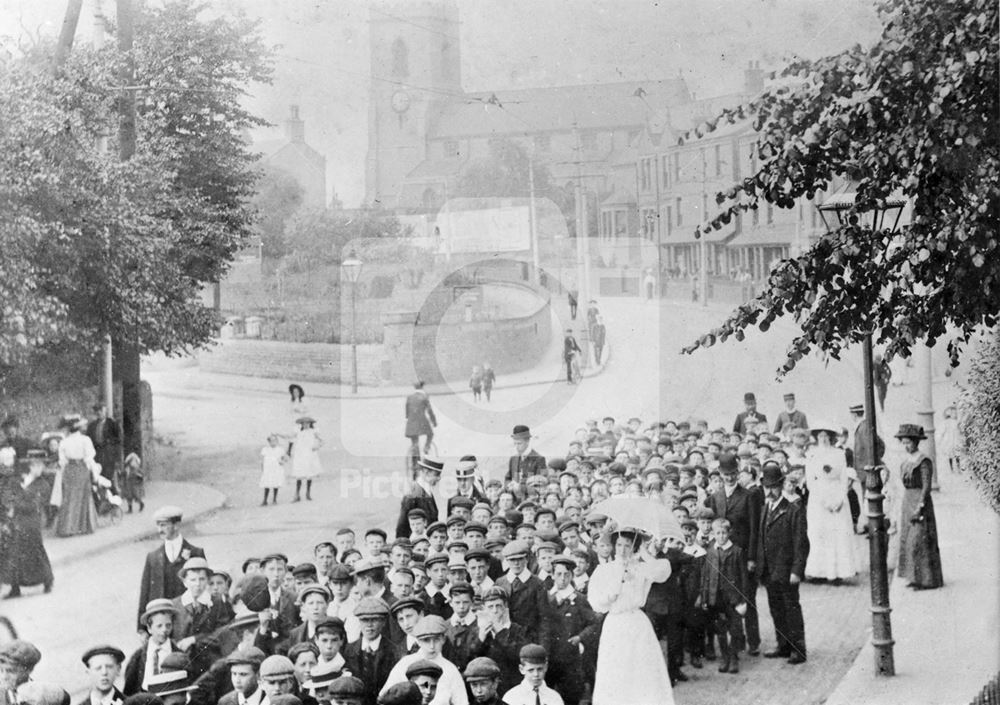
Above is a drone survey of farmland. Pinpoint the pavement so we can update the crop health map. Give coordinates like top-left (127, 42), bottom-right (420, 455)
top-left (9, 295), bottom-right (994, 705)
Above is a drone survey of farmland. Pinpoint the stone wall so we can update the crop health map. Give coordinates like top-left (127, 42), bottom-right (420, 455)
top-left (199, 339), bottom-right (384, 386)
top-left (199, 282), bottom-right (551, 387)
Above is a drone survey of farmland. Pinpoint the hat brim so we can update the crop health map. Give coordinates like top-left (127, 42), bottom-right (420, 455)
top-left (141, 605), bottom-right (180, 623)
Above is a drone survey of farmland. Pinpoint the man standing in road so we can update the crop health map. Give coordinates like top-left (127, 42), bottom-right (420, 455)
top-left (755, 462), bottom-right (809, 665)
top-left (590, 316), bottom-right (606, 366)
top-left (137, 506), bottom-right (205, 631)
top-left (404, 381), bottom-right (437, 460)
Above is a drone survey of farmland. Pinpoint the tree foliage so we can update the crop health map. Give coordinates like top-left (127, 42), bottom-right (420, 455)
top-left (253, 165), bottom-right (306, 259)
top-left (283, 205), bottom-right (412, 273)
top-left (0, 0), bottom-right (272, 364)
top-left (681, 0), bottom-right (999, 375)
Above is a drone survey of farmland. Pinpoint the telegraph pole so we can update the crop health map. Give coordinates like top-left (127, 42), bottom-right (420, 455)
top-left (699, 149), bottom-right (709, 306)
top-left (114, 0), bottom-right (144, 461)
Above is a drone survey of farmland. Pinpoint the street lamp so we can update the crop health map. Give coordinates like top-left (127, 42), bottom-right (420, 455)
top-left (342, 257), bottom-right (363, 394)
top-left (817, 182), bottom-right (906, 678)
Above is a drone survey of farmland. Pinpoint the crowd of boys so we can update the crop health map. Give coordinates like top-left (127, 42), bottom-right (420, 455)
top-left (6, 390), bottom-right (832, 705)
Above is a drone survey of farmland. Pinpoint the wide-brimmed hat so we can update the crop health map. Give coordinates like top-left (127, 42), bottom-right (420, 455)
top-left (141, 599), bottom-right (179, 625)
top-left (894, 424), bottom-right (926, 441)
top-left (809, 424), bottom-right (839, 440)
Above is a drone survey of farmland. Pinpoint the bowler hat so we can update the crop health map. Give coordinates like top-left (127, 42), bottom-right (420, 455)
top-left (718, 452), bottom-right (739, 474)
top-left (140, 599), bottom-right (179, 625)
top-left (407, 507), bottom-right (428, 519)
top-left (761, 463), bottom-right (785, 488)
top-left (743, 392), bottom-right (756, 402)
top-left (511, 425), bottom-right (532, 439)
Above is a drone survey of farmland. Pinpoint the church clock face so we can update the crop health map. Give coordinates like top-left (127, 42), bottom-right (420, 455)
top-left (391, 90), bottom-right (411, 113)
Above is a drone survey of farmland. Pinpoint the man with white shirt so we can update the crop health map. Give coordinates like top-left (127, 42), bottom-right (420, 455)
top-left (380, 616), bottom-right (468, 705)
top-left (389, 597), bottom-right (426, 656)
top-left (494, 542), bottom-right (547, 643)
top-left (124, 600), bottom-right (178, 695)
top-left (77, 646), bottom-right (126, 705)
top-left (343, 597), bottom-right (398, 705)
top-left (464, 550), bottom-right (494, 600)
top-left (327, 564), bottom-right (362, 643)
top-left (217, 649), bottom-right (265, 705)
top-left (137, 506), bottom-right (205, 630)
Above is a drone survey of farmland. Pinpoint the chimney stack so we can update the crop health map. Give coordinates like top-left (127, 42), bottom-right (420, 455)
top-left (744, 60), bottom-right (764, 95)
top-left (286, 105), bottom-right (305, 143)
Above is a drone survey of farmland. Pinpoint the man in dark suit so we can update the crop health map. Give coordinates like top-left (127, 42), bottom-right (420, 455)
top-left (396, 458), bottom-right (444, 538)
top-left (78, 646), bottom-right (126, 705)
top-left (343, 597), bottom-right (399, 705)
top-left (467, 586), bottom-right (529, 696)
top-left (404, 381), bottom-right (437, 457)
top-left (87, 403), bottom-right (122, 487)
top-left (505, 426), bottom-right (546, 494)
top-left (544, 557), bottom-right (599, 705)
top-left (850, 403), bottom-right (886, 533)
top-left (563, 329), bottom-right (582, 383)
top-left (754, 461), bottom-right (809, 664)
top-left (259, 554), bottom-right (300, 643)
top-left (733, 392), bottom-right (768, 435)
top-left (137, 506), bottom-right (206, 630)
top-left (450, 456), bottom-right (486, 508)
top-left (494, 541), bottom-right (547, 643)
top-left (708, 453), bottom-right (763, 654)
top-left (644, 541), bottom-right (693, 685)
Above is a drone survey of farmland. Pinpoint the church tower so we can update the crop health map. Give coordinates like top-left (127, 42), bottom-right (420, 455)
top-left (365, 0), bottom-right (463, 209)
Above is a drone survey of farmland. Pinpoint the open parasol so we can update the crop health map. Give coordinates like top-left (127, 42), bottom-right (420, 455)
top-left (586, 496), bottom-right (683, 542)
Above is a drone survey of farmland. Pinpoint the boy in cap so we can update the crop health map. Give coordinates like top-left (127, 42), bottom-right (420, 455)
top-left (376, 682), bottom-right (421, 705)
top-left (418, 553), bottom-right (453, 620)
top-left (171, 558), bottom-right (230, 651)
top-left (467, 587), bottom-right (527, 696)
top-left (494, 542), bottom-right (547, 643)
top-left (79, 646), bottom-right (126, 705)
top-left (258, 656), bottom-right (297, 701)
top-left (285, 584), bottom-right (333, 649)
top-left (444, 583), bottom-right (477, 673)
top-left (260, 554), bottom-right (300, 641)
top-left (217, 649), bottom-right (265, 705)
top-left (404, 661), bottom-right (441, 705)
top-left (124, 601), bottom-right (179, 695)
top-left (389, 598), bottom-right (426, 655)
top-left (698, 518), bottom-right (749, 674)
top-left (500, 645), bottom-right (562, 705)
top-left (542, 558), bottom-right (598, 705)
top-left (462, 658), bottom-right (502, 705)
top-left (506, 426), bottom-right (546, 494)
top-left (379, 617), bottom-right (468, 705)
top-left (137, 506), bottom-right (205, 630)
top-left (343, 597), bottom-right (399, 705)
top-left (326, 675), bottom-right (366, 705)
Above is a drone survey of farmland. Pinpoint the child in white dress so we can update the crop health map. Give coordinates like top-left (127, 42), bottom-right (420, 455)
top-left (259, 433), bottom-right (287, 506)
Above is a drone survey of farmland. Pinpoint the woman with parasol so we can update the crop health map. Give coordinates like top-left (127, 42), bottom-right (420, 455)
top-left (586, 497), bottom-right (680, 705)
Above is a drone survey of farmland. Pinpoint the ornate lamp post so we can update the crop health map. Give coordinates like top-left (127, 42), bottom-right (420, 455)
top-left (341, 257), bottom-right (363, 394)
top-left (817, 183), bottom-right (906, 677)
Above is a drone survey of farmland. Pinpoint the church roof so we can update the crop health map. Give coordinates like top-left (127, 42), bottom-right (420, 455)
top-left (254, 139), bottom-right (326, 169)
top-left (428, 79), bottom-right (692, 139)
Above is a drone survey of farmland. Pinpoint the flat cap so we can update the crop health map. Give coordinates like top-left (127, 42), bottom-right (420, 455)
top-left (259, 655), bottom-right (295, 679)
top-left (501, 540), bottom-right (530, 559)
top-left (551, 556), bottom-right (576, 571)
top-left (424, 551), bottom-right (449, 568)
top-left (462, 521), bottom-right (487, 535)
top-left (296, 583), bottom-right (330, 603)
top-left (377, 682), bottom-right (422, 705)
top-left (389, 596), bottom-right (425, 616)
top-left (464, 548), bottom-right (490, 563)
top-left (448, 582), bottom-right (474, 598)
top-left (291, 563), bottom-right (318, 578)
top-left (407, 507), bottom-right (428, 519)
top-left (314, 617), bottom-right (345, 635)
top-left (354, 596), bottom-right (390, 618)
top-left (463, 657), bottom-right (501, 681)
top-left (519, 644), bottom-right (548, 663)
top-left (15, 683), bottom-right (69, 705)
top-left (153, 505), bottom-right (183, 523)
top-left (449, 496), bottom-right (474, 509)
top-left (480, 586), bottom-right (509, 603)
top-left (225, 647), bottom-right (266, 667)
top-left (426, 521), bottom-right (447, 535)
top-left (405, 659), bottom-right (443, 679)
top-left (81, 645), bottom-right (125, 666)
top-left (0, 641), bottom-right (41, 670)
top-left (365, 528), bottom-right (387, 540)
top-left (326, 676), bottom-right (365, 696)
top-left (413, 615), bottom-right (448, 638)
top-left (328, 564), bottom-right (353, 582)
top-left (445, 515), bottom-right (466, 528)
top-left (260, 553), bottom-right (289, 566)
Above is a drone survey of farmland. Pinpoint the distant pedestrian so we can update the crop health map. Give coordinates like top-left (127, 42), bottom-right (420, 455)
top-left (643, 269), bottom-right (656, 300)
top-left (937, 406), bottom-right (963, 473)
top-left (259, 434), bottom-right (287, 506)
top-left (586, 300), bottom-right (599, 331)
top-left (87, 403), bottom-right (122, 491)
top-left (591, 316), bottom-right (606, 365)
top-left (119, 452), bottom-right (145, 514)
top-left (568, 290), bottom-right (579, 320)
top-left (290, 418), bottom-right (322, 502)
top-left (3, 452), bottom-right (54, 598)
top-left (873, 354), bottom-right (891, 410)
top-left (482, 364), bottom-right (496, 402)
top-left (469, 366), bottom-right (483, 403)
top-left (563, 329), bottom-right (582, 384)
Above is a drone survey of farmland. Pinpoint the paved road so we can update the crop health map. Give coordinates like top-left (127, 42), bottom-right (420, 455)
top-left (8, 297), bottom-right (896, 702)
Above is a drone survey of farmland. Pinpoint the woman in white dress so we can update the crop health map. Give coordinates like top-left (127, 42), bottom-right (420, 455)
top-left (588, 530), bottom-right (674, 705)
top-left (56, 417), bottom-right (100, 537)
top-left (290, 418), bottom-right (322, 502)
top-left (804, 426), bottom-right (856, 581)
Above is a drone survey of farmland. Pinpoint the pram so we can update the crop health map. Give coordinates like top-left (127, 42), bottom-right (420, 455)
top-left (92, 477), bottom-right (123, 525)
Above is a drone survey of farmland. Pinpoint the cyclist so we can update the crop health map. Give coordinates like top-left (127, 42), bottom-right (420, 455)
top-left (405, 380), bottom-right (437, 466)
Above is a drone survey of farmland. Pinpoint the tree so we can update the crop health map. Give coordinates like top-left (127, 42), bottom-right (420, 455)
top-left (681, 0), bottom-right (998, 375)
top-left (0, 0), bottom-right (272, 365)
top-left (253, 165), bottom-right (306, 259)
top-left (283, 205), bottom-right (411, 273)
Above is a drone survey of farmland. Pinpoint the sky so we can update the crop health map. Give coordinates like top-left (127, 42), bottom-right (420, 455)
top-left (0, 0), bottom-right (882, 206)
